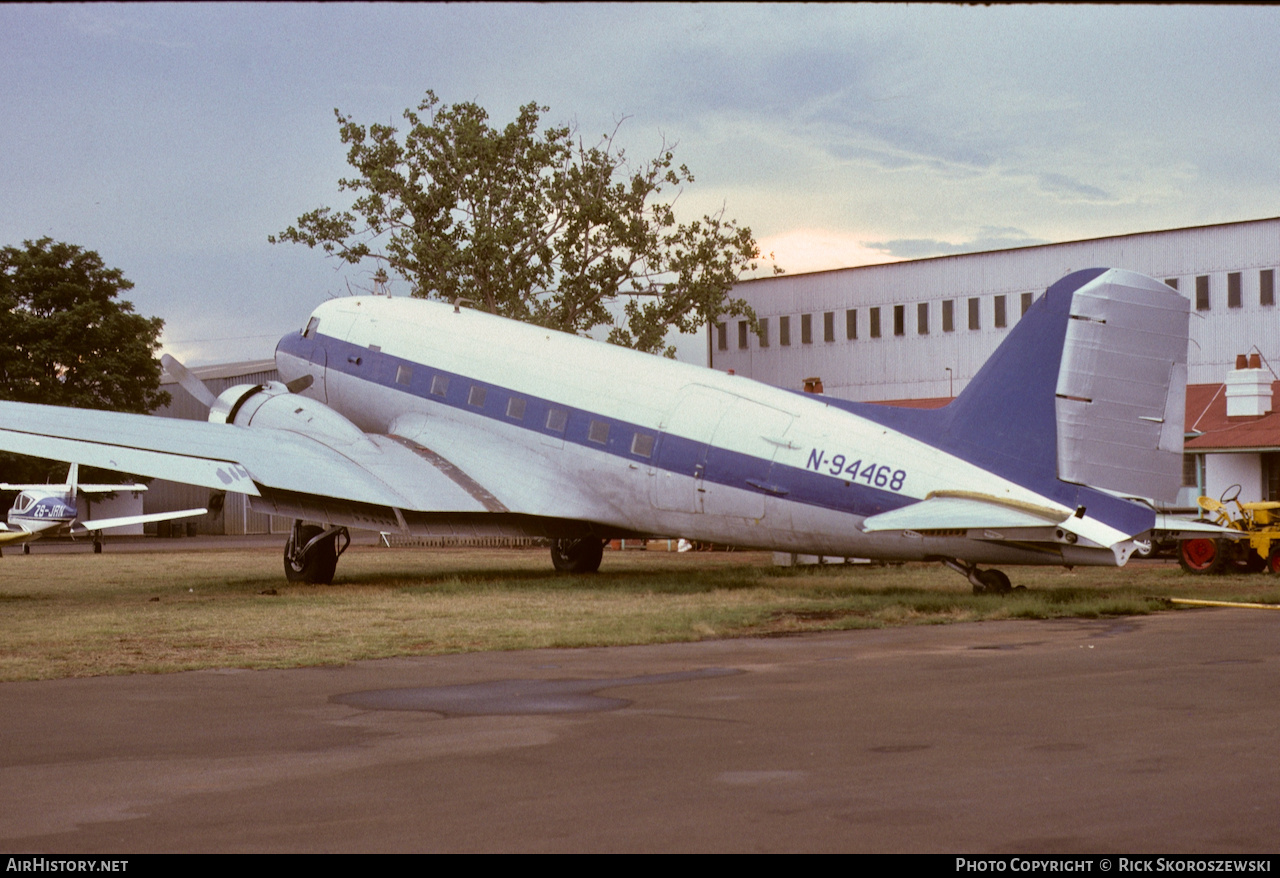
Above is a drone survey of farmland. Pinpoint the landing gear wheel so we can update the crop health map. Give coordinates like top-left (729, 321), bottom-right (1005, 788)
top-left (550, 538), bottom-right (605, 574)
top-left (93, 538), bottom-right (103, 554)
top-left (284, 524), bottom-right (339, 584)
top-left (23, 543), bottom-right (30, 555)
top-left (1179, 538), bottom-right (1222, 574)
top-left (973, 568), bottom-right (1012, 595)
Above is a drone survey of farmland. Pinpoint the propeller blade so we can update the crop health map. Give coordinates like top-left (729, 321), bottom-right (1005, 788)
top-left (162, 354), bottom-right (225, 414)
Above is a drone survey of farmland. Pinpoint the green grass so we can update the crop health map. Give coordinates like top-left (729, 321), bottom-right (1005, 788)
top-left (1, 544), bottom-right (1276, 681)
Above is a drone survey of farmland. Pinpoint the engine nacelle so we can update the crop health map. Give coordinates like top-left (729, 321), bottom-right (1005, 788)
top-left (210, 382), bottom-right (367, 447)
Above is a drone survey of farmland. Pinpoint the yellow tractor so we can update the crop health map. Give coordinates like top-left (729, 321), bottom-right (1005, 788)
top-left (1178, 484), bottom-right (1280, 574)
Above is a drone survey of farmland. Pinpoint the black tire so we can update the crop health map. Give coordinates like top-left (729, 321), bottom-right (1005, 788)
top-left (284, 525), bottom-right (338, 584)
top-left (1178, 538), bottom-right (1223, 575)
top-left (550, 538), bottom-right (605, 574)
top-left (973, 568), bottom-right (1011, 595)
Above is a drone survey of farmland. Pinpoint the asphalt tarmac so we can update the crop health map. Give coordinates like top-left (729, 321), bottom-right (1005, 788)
top-left (2, 609), bottom-right (1277, 853)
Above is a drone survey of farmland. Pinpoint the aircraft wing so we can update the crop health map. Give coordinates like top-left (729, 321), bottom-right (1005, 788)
top-left (0, 400), bottom-right (496, 517)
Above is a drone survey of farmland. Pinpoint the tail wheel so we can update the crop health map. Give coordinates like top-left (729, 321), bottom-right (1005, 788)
top-left (973, 568), bottom-right (1012, 595)
top-left (550, 538), bottom-right (605, 574)
top-left (1179, 538), bottom-right (1222, 574)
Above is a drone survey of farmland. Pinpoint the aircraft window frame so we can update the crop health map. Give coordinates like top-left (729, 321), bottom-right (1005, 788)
top-left (395, 365), bottom-right (412, 386)
top-left (506, 397), bottom-right (526, 420)
top-left (631, 432), bottom-right (655, 458)
top-left (546, 408), bottom-right (568, 432)
top-left (588, 420), bottom-right (610, 445)
top-left (303, 317), bottom-right (319, 338)
top-left (468, 385), bottom-right (487, 408)
top-left (430, 374), bottom-right (450, 397)
top-left (13, 492), bottom-right (34, 514)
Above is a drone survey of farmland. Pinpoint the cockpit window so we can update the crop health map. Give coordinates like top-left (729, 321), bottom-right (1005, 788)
top-left (303, 317), bottom-right (320, 338)
top-left (13, 493), bottom-right (34, 514)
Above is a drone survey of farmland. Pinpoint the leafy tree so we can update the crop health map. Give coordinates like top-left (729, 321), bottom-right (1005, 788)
top-left (0, 238), bottom-right (168, 482)
top-left (272, 91), bottom-right (778, 356)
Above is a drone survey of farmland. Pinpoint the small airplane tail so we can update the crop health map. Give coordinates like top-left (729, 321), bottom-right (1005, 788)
top-left (942, 268), bottom-right (1190, 503)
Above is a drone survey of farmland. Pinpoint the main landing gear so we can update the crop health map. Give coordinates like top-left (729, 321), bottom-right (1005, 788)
top-left (284, 521), bottom-right (351, 584)
top-left (942, 559), bottom-right (1024, 595)
top-left (550, 538), bottom-right (606, 574)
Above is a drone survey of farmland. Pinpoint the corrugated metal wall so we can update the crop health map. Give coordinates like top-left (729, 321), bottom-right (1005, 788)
top-left (715, 218), bottom-right (1280, 402)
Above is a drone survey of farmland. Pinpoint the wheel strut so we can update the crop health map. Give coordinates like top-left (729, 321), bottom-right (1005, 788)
top-left (941, 559), bottom-right (1016, 594)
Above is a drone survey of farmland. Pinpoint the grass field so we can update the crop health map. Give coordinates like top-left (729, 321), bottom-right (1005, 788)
top-left (1, 543), bottom-right (1277, 681)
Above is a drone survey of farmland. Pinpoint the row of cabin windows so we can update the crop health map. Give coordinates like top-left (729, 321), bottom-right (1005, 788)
top-left (1169, 270), bottom-right (1276, 311)
top-left (719, 292), bottom-right (1035, 350)
top-left (396, 364), bottom-right (655, 457)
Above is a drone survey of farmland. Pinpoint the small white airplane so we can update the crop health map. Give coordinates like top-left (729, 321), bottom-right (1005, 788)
top-left (0, 268), bottom-right (1218, 589)
top-left (0, 463), bottom-right (205, 554)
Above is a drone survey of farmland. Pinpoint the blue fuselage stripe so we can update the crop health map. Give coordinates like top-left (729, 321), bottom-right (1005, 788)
top-left (277, 331), bottom-right (914, 520)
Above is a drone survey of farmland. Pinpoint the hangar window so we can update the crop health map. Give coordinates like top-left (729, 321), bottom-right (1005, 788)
top-left (1196, 276), bottom-right (1210, 311)
top-left (738, 320), bottom-right (749, 349)
top-left (845, 309), bottom-right (857, 340)
top-left (1228, 272), bottom-right (1242, 309)
top-left (869, 307), bottom-right (881, 338)
top-left (1262, 270), bottom-right (1275, 307)
top-left (823, 311), bottom-right (835, 342)
top-left (757, 318), bottom-right (769, 347)
top-left (968, 298), bottom-right (981, 330)
top-left (801, 313), bottom-right (813, 344)
top-left (395, 365), bottom-right (412, 386)
top-left (546, 408), bottom-right (568, 432)
top-left (1165, 278), bottom-right (1179, 290)
top-left (430, 374), bottom-right (449, 397)
top-left (1021, 292), bottom-right (1033, 315)
top-left (631, 432), bottom-right (655, 458)
top-left (779, 316), bottom-right (791, 346)
top-left (716, 322), bottom-right (727, 350)
top-left (468, 385), bottom-right (487, 408)
top-left (994, 295), bottom-right (1007, 328)
top-left (893, 305), bottom-right (905, 336)
top-left (917, 303), bottom-right (929, 335)
top-left (588, 420), bottom-right (610, 445)
top-left (506, 397), bottom-right (526, 420)
top-left (942, 300), bottom-right (954, 333)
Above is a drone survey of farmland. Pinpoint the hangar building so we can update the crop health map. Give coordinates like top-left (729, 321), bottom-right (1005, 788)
top-left (712, 217), bottom-right (1280, 506)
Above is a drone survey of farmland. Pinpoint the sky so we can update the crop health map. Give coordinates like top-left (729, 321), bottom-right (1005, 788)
top-left (3, 3), bottom-right (1279, 365)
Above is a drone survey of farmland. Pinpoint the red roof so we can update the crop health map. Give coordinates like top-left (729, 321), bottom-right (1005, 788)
top-left (1184, 381), bottom-right (1280, 451)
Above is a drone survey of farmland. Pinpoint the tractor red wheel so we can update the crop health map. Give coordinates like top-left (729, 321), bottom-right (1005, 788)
top-left (1179, 538), bottom-right (1223, 574)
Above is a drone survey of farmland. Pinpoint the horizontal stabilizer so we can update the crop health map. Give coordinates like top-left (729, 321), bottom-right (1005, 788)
top-left (74, 508), bottom-right (207, 533)
top-left (861, 494), bottom-right (1067, 532)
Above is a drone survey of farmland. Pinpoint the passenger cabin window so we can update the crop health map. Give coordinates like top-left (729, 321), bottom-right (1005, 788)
top-left (546, 408), bottom-right (568, 432)
top-left (506, 397), bottom-right (526, 420)
top-left (430, 375), bottom-right (449, 397)
top-left (395, 365), bottom-right (412, 386)
top-left (468, 385), bottom-right (487, 408)
top-left (631, 433), bottom-right (655, 458)
top-left (588, 420), bottom-right (610, 445)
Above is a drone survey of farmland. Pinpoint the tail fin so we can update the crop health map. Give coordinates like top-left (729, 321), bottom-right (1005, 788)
top-left (843, 269), bottom-right (1190, 504)
top-left (66, 462), bottom-right (79, 500)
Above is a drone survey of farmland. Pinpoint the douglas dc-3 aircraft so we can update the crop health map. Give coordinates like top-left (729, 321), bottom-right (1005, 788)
top-left (0, 463), bottom-right (204, 554)
top-left (0, 268), bottom-right (1214, 590)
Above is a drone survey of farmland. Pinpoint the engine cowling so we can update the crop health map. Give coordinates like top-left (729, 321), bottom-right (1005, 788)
top-left (210, 382), bottom-right (367, 447)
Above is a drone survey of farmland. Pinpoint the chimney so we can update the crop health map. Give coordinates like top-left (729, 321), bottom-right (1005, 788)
top-left (1226, 353), bottom-right (1271, 417)
top-left (802, 377), bottom-right (824, 394)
